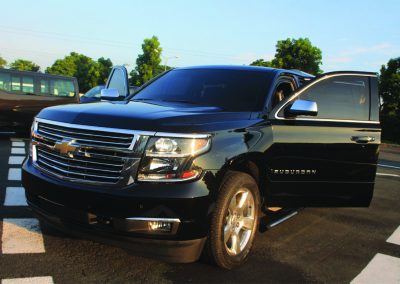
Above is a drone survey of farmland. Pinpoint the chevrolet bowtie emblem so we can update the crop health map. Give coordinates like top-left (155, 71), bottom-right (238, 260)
top-left (54, 139), bottom-right (78, 155)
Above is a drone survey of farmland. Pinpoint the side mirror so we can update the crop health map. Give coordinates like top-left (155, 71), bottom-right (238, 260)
top-left (101, 88), bottom-right (120, 100)
top-left (287, 99), bottom-right (318, 116)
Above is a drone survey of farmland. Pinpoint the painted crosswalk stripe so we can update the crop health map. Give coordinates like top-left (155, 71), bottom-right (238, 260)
top-left (8, 156), bottom-right (25, 165)
top-left (11, 141), bottom-right (25, 147)
top-left (11, 148), bottom-right (25, 155)
top-left (351, 253), bottom-right (400, 283)
top-left (4, 187), bottom-right (27, 206)
top-left (8, 169), bottom-right (21, 181)
top-left (1, 218), bottom-right (45, 254)
top-left (376, 173), bottom-right (400, 178)
top-left (387, 225), bottom-right (400, 246)
top-left (1, 276), bottom-right (54, 284)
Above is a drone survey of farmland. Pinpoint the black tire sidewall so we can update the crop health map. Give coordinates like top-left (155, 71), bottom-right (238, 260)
top-left (209, 171), bottom-right (260, 269)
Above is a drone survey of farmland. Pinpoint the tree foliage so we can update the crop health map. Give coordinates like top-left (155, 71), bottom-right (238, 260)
top-left (250, 38), bottom-right (323, 74)
top-left (9, 59), bottom-right (40, 72)
top-left (130, 36), bottom-right (162, 86)
top-left (379, 57), bottom-right (400, 116)
top-left (46, 52), bottom-right (110, 92)
top-left (249, 59), bottom-right (273, 68)
top-left (97, 57), bottom-right (113, 85)
top-left (0, 56), bottom-right (7, 68)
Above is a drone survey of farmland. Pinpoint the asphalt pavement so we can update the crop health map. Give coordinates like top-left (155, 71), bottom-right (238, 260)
top-left (0, 137), bottom-right (399, 283)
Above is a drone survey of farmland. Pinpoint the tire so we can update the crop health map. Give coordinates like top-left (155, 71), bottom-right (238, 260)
top-left (205, 171), bottom-right (260, 269)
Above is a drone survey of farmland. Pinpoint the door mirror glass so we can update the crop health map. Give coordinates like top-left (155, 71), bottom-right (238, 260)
top-left (287, 99), bottom-right (318, 116)
top-left (101, 88), bottom-right (120, 99)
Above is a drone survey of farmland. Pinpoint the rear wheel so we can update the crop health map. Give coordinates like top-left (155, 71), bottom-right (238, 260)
top-left (205, 171), bottom-right (260, 269)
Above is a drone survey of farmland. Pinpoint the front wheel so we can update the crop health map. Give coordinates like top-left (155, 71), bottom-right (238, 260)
top-left (205, 171), bottom-right (260, 269)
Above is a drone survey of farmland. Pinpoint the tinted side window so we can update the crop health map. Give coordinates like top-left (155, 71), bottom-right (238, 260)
top-left (50, 79), bottom-right (75, 97)
top-left (297, 75), bottom-right (370, 121)
top-left (22, 76), bottom-right (34, 93)
top-left (108, 69), bottom-right (127, 97)
top-left (11, 76), bottom-right (21, 92)
top-left (40, 79), bottom-right (49, 94)
top-left (0, 72), bottom-right (11, 91)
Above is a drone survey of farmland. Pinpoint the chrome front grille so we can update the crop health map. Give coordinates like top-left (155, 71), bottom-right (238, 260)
top-left (32, 118), bottom-right (154, 185)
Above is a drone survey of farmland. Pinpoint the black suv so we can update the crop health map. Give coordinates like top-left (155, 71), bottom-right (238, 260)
top-left (22, 65), bottom-right (380, 269)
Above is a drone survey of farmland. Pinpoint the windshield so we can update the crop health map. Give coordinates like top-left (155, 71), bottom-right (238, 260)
top-left (132, 69), bottom-right (272, 111)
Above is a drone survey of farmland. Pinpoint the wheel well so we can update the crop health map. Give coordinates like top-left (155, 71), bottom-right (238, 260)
top-left (229, 159), bottom-right (266, 201)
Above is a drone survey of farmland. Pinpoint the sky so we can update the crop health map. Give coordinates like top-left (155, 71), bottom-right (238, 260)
top-left (1, 0), bottom-right (399, 73)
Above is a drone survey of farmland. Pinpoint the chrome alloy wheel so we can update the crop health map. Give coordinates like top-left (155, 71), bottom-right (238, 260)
top-left (223, 188), bottom-right (256, 256)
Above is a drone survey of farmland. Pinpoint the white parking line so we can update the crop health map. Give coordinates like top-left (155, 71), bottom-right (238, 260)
top-left (378, 163), bottom-right (400, 170)
top-left (376, 173), bottom-right (400, 178)
top-left (1, 218), bottom-right (45, 254)
top-left (8, 156), bottom-right (25, 165)
top-left (11, 141), bottom-right (25, 147)
top-left (4, 187), bottom-right (27, 206)
top-left (387, 226), bottom-right (400, 246)
top-left (1, 276), bottom-right (53, 284)
top-left (351, 253), bottom-right (400, 283)
top-left (11, 148), bottom-right (25, 155)
top-left (8, 169), bottom-right (21, 181)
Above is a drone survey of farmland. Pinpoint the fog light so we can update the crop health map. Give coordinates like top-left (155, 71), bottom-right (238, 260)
top-left (148, 221), bottom-right (173, 232)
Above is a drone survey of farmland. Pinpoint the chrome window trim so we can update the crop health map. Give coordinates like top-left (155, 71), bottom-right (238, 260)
top-left (274, 73), bottom-right (380, 124)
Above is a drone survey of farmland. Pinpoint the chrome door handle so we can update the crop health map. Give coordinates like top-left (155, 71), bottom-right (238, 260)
top-left (351, 136), bottom-right (375, 143)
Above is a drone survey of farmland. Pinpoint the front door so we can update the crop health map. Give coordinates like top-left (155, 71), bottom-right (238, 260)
top-left (266, 72), bottom-right (381, 207)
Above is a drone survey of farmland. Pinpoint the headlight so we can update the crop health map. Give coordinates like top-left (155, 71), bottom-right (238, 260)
top-left (137, 135), bottom-right (211, 182)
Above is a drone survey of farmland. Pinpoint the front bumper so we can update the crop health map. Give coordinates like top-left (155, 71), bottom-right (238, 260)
top-left (23, 158), bottom-right (218, 262)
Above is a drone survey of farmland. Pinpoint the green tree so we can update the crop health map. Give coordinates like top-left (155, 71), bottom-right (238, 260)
top-left (46, 52), bottom-right (100, 92)
top-left (250, 59), bottom-right (273, 67)
top-left (9, 59), bottom-right (40, 72)
top-left (0, 56), bottom-right (7, 68)
top-left (251, 38), bottom-right (323, 74)
top-left (97, 57), bottom-right (113, 85)
top-left (130, 36), bottom-right (162, 86)
top-left (379, 57), bottom-right (400, 116)
top-left (379, 57), bottom-right (400, 143)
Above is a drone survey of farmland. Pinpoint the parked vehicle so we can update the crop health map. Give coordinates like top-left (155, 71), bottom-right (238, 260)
top-left (0, 68), bottom-right (79, 134)
top-left (23, 65), bottom-right (381, 269)
top-left (79, 85), bottom-right (105, 103)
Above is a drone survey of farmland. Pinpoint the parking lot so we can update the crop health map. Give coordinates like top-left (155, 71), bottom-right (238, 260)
top-left (0, 137), bottom-right (399, 283)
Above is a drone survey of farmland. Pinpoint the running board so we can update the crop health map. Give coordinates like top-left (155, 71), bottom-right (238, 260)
top-left (268, 211), bottom-right (298, 228)
top-left (259, 208), bottom-right (300, 232)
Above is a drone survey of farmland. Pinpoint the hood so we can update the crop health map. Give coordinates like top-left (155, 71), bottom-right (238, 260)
top-left (37, 101), bottom-right (259, 133)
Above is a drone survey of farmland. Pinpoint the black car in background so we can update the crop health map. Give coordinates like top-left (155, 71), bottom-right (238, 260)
top-left (22, 65), bottom-right (380, 269)
top-left (0, 68), bottom-right (79, 134)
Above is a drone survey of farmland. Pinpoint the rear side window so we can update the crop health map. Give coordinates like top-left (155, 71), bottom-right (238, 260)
top-left (40, 79), bottom-right (49, 94)
top-left (22, 76), bottom-right (34, 93)
top-left (11, 76), bottom-right (21, 92)
top-left (0, 72), bottom-right (11, 91)
top-left (297, 75), bottom-right (370, 121)
top-left (107, 68), bottom-right (127, 97)
top-left (50, 79), bottom-right (75, 97)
